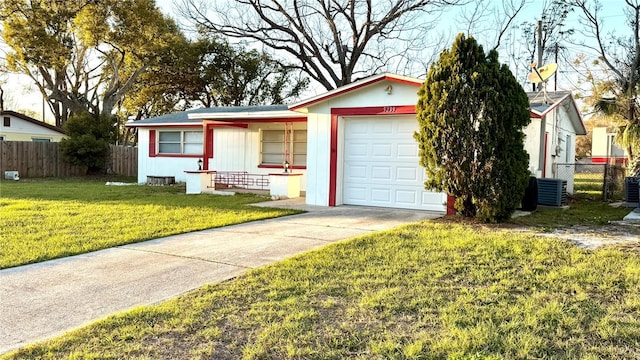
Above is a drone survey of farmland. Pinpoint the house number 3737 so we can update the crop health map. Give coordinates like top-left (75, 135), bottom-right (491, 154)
top-left (383, 106), bottom-right (396, 112)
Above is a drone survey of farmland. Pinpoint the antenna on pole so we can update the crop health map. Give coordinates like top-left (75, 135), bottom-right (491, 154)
top-left (528, 62), bottom-right (558, 103)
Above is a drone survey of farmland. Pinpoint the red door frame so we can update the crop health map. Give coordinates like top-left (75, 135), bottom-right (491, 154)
top-left (328, 105), bottom-right (416, 206)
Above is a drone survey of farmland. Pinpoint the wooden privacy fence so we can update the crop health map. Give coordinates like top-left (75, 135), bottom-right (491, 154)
top-left (108, 144), bottom-right (137, 177)
top-left (0, 141), bottom-right (137, 178)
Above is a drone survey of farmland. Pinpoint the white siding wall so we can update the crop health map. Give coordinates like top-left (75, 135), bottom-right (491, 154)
top-left (592, 127), bottom-right (609, 157)
top-left (523, 118), bottom-right (541, 176)
top-left (209, 127), bottom-right (248, 171)
top-left (136, 128), bottom-right (203, 183)
top-left (138, 125), bottom-right (307, 190)
top-left (0, 115), bottom-right (66, 142)
top-left (304, 80), bottom-right (421, 206)
top-left (305, 113), bottom-right (332, 206)
top-left (551, 106), bottom-right (578, 193)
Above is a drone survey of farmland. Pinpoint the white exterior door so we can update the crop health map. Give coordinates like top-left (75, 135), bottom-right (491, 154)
top-left (342, 116), bottom-right (446, 211)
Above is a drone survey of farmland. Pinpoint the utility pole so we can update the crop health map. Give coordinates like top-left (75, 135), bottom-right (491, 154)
top-left (536, 19), bottom-right (543, 92)
top-left (554, 42), bottom-right (559, 91)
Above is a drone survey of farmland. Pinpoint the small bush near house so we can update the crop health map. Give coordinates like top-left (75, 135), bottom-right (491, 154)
top-left (59, 112), bottom-right (116, 174)
top-left (415, 33), bottom-right (531, 222)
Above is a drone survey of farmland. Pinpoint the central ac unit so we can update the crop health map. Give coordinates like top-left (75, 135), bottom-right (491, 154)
top-left (537, 178), bottom-right (567, 206)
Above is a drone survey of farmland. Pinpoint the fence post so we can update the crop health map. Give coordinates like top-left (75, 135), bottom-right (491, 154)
top-left (602, 164), bottom-right (609, 201)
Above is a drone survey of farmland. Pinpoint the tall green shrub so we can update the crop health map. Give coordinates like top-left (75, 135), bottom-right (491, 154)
top-left (60, 112), bottom-right (116, 174)
top-left (415, 34), bottom-right (531, 222)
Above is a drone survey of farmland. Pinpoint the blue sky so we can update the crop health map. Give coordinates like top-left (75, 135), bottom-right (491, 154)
top-left (1, 0), bottom-right (632, 122)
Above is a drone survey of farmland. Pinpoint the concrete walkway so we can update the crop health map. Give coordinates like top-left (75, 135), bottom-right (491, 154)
top-left (0, 200), bottom-right (441, 354)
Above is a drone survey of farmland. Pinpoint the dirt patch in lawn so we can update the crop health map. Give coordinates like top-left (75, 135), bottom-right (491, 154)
top-left (434, 213), bottom-right (640, 251)
top-left (536, 223), bottom-right (640, 250)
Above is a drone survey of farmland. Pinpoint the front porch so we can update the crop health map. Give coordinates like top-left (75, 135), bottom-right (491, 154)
top-left (184, 170), bottom-right (303, 199)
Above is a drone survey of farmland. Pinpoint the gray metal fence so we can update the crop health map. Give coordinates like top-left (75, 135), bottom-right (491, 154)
top-left (554, 163), bottom-right (626, 201)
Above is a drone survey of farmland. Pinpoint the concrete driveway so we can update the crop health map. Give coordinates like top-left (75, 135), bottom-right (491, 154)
top-left (0, 201), bottom-right (441, 354)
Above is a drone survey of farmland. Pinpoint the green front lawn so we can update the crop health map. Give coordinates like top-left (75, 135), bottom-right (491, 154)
top-left (574, 172), bottom-right (604, 198)
top-left (4, 221), bottom-right (640, 359)
top-left (0, 178), bottom-right (298, 268)
top-left (509, 198), bottom-right (630, 230)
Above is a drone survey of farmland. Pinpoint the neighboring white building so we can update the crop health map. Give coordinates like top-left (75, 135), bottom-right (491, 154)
top-left (129, 74), bottom-right (587, 211)
top-left (591, 126), bottom-right (627, 164)
top-left (523, 92), bottom-right (587, 193)
top-left (0, 110), bottom-right (66, 142)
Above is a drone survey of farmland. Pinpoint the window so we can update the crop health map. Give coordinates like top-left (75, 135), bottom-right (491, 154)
top-left (158, 131), bottom-right (203, 155)
top-left (32, 138), bottom-right (51, 142)
top-left (260, 129), bottom-right (307, 167)
top-left (3, 117), bottom-right (10, 127)
top-left (0, 135), bottom-right (4, 141)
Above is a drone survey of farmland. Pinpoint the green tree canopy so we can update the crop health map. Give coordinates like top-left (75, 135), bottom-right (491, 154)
top-left (60, 112), bottom-right (116, 174)
top-left (117, 37), bottom-right (309, 145)
top-left (120, 37), bottom-right (309, 119)
top-left (415, 33), bottom-right (531, 222)
top-left (0, 0), bottom-right (183, 127)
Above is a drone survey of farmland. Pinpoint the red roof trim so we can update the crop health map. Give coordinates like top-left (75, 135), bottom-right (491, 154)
top-left (133, 124), bottom-right (203, 128)
top-left (332, 105), bottom-right (416, 116)
top-left (202, 117), bottom-right (307, 124)
top-left (529, 93), bottom-right (587, 135)
top-left (290, 74), bottom-right (422, 111)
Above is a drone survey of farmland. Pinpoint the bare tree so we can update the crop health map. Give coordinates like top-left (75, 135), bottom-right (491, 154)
top-left (564, 0), bottom-right (640, 167)
top-left (458, 0), bottom-right (528, 51)
top-left (177, 0), bottom-right (463, 90)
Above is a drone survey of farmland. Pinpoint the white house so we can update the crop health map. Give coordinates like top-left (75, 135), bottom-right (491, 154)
top-left (591, 126), bottom-right (627, 165)
top-left (523, 92), bottom-right (587, 193)
top-left (0, 110), bottom-right (66, 142)
top-left (128, 73), bottom-right (586, 211)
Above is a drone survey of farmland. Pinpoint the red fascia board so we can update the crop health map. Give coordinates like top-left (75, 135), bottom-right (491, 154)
top-left (592, 156), bottom-right (627, 163)
top-left (331, 105), bottom-right (416, 116)
top-left (529, 94), bottom-right (587, 134)
top-left (205, 122), bottom-right (249, 129)
top-left (290, 75), bottom-right (422, 111)
top-left (129, 123), bottom-right (202, 128)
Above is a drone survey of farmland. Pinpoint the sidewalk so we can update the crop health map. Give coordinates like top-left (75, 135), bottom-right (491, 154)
top-left (0, 201), bottom-right (441, 354)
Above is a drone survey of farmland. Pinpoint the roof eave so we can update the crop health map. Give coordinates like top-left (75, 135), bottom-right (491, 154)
top-left (188, 110), bottom-right (302, 120)
top-left (289, 73), bottom-right (423, 111)
top-left (125, 121), bottom-right (202, 128)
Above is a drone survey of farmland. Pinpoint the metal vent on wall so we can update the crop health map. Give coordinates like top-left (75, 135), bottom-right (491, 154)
top-left (537, 178), bottom-right (567, 206)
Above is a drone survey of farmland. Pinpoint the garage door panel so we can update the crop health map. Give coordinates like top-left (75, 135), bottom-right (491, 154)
top-left (343, 116), bottom-right (445, 211)
top-left (397, 143), bottom-right (418, 157)
top-left (371, 166), bottom-right (392, 180)
top-left (397, 119), bottom-right (418, 134)
top-left (422, 192), bottom-right (445, 205)
top-left (344, 165), bottom-right (367, 180)
top-left (371, 188), bottom-right (391, 202)
top-left (345, 143), bottom-right (368, 157)
top-left (396, 166), bottom-right (418, 181)
top-left (373, 122), bottom-right (393, 134)
top-left (346, 121), bottom-right (368, 134)
top-left (372, 144), bottom-right (392, 157)
top-left (395, 190), bottom-right (418, 205)
top-left (346, 186), bottom-right (367, 201)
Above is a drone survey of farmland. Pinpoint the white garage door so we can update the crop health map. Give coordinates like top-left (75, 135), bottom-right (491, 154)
top-left (343, 116), bottom-right (446, 211)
